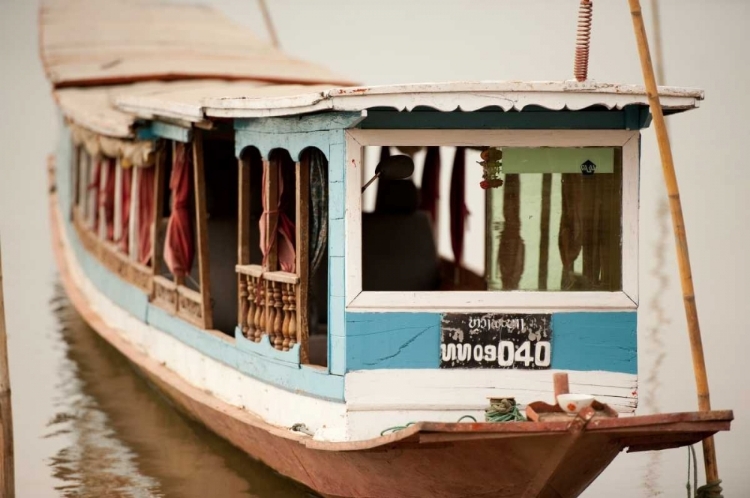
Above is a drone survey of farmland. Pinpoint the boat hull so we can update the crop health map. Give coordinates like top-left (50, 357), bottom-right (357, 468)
top-left (49, 181), bottom-right (732, 498)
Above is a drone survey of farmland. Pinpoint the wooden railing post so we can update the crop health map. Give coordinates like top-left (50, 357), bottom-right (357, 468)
top-left (192, 131), bottom-right (213, 330)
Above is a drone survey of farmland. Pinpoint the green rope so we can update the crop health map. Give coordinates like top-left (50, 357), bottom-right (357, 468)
top-left (687, 445), bottom-right (697, 498)
top-left (697, 481), bottom-right (723, 498)
top-left (686, 445), bottom-right (723, 498)
top-left (380, 400), bottom-right (525, 436)
top-left (485, 399), bottom-right (525, 422)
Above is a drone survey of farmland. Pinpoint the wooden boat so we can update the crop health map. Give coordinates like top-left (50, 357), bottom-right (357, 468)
top-left (41, 1), bottom-right (732, 496)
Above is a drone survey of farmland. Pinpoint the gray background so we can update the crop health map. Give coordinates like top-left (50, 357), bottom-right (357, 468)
top-left (0, 0), bottom-right (747, 496)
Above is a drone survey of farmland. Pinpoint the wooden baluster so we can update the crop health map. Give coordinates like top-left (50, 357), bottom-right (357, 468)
top-left (272, 282), bottom-right (283, 350)
top-left (265, 280), bottom-right (276, 342)
top-left (239, 275), bottom-right (248, 336)
top-left (255, 280), bottom-right (265, 342)
top-left (245, 276), bottom-right (256, 339)
top-left (281, 285), bottom-right (291, 351)
top-left (287, 283), bottom-right (297, 349)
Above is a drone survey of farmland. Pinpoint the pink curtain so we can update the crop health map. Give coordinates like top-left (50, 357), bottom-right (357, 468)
top-left (259, 157), bottom-right (296, 273)
top-left (118, 166), bottom-right (132, 253)
top-left (163, 143), bottom-right (194, 276)
top-left (419, 146), bottom-right (441, 226)
top-left (138, 166), bottom-right (155, 265)
top-left (103, 159), bottom-right (116, 241)
top-left (88, 159), bottom-right (101, 229)
top-left (449, 147), bottom-right (468, 265)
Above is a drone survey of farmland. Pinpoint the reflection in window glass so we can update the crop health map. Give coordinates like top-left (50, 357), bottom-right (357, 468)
top-left (360, 145), bottom-right (622, 292)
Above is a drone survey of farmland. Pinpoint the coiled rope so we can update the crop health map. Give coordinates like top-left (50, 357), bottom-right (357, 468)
top-left (485, 399), bottom-right (525, 423)
top-left (380, 400), bottom-right (525, 436)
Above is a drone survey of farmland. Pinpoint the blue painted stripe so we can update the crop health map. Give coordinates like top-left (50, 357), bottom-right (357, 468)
top-left (150, 121), bottom-right (191, 143)
top-left (147, 305), bottom-right (344, 400)
top-left (551, 312), bottom-right (637, 374)
top-left (343, 312), bottom-right (441, 370)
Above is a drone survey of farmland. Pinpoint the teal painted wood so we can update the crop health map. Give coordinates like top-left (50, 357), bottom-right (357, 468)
top-left (339, 311), bottom-right (637, 374)
top-left (358, 107), bottom-right (653, 130)
top-left (150, 121), bottom-right (192, 143)
top-left (62, 212), bottom-right (344, 400)
top-left (235, 112), bottom-right (363, 134)
top-left (235, 130), bottom-right (332, 162)
top-left (327, 134), bottom-right (347, 374)
top-left (233, 326), bottom-right (301, 365)
top-left (551, 312), bottom-right (637, 374)
top-left (147, 305), bottom-right (344, 400)
top-left (343, 313), bottom-right (442, 370)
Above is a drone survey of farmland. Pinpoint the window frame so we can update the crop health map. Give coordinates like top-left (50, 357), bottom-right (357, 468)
top-left (344, 129), bottom-right (639, 313)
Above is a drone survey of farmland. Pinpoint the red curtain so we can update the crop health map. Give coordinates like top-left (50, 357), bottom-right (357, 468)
top-left (419, 146), bottom-right (441, 226)
top-left (103, 159), bottom-right (116, 241)
top-left (163, 144), bottom-right (194, 278)
top-left (259, 155), bottom-right (296, 273)
top-left (138, 166), bottom-right (155, 265)
top-left (449, 147), bottom-right (467, 265)
top-left (118, 166), bottom-right (132, 253)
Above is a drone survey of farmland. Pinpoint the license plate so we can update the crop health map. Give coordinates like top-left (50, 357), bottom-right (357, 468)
top-left (440, 313), bottom-right (552, 369)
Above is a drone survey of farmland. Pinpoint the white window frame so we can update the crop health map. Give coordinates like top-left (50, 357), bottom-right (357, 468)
top-left (344, 129), bottom-right (639, 313)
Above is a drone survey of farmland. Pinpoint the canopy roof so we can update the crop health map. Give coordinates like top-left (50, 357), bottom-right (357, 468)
top-left (41, 1), bottom-right (704, 138)
top-left (40, 0), bottom-right (353, 88)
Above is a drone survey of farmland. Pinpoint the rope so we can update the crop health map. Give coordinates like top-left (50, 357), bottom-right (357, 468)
top-left (258, 0), bottom-right (280, 48)
top-left (380, 402), bottom-right (526, 436)
top-left (686, 445), bottom-right (723, 498)
top-left (485, 399), bottom-right (525, 422)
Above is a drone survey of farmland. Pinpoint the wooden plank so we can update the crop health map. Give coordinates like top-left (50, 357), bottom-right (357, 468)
top-left (128, 166), bottom-right (140, 261)
top-left (296, 158), bottom-right (310, 363)
top-left (238, 157), bottom-right (250, 326)
top-left (191, 130), bottom-right (213, 329)
top-left (0, 242), bottom-right (15, 497)
top-left (151, 145), bottom-right (166, 276)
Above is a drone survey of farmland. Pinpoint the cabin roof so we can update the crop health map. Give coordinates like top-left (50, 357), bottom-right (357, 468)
top-left (39, 0), bottom-right (353, 89)
top-left (56, 79), bottom-right (704, 138)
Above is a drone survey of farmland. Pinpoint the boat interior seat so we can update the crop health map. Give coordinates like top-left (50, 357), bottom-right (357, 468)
top-left (362, 179), bottom-right (440, 291)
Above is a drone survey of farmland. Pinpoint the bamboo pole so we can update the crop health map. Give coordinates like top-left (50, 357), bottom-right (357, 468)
top-left (0, 242), bottom-right (15, 497)
top-left (628, 0), bottom-right (721, 489)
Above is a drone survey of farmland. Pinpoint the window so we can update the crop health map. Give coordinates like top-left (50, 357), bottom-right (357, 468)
top-left (346, 130), bottom-right (638, 311)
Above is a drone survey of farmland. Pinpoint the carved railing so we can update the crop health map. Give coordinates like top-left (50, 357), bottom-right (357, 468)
top-left (152, 275), bottom-right (177, 313)
top-left (177, 285), bottom-right (204, 327)
top-left (237, 264), bottom-right (299, 352)
top-left (72, 207), bottom-right (153, 294)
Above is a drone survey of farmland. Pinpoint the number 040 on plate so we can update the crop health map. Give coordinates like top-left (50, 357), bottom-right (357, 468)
top-left (440, 313), bottom-right (552, 369)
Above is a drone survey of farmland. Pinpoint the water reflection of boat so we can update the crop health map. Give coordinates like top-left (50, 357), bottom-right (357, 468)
top-left (42, 1), bottom-right (732, 496)
top-left (49, 286), bottom-right (314, 498)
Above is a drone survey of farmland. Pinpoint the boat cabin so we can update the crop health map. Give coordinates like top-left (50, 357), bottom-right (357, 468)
top-left (52, 80), bottom-right (703, 440)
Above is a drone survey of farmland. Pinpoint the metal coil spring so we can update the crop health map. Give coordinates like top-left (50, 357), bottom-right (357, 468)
top-left (574, 0), bottom-right (593, 82)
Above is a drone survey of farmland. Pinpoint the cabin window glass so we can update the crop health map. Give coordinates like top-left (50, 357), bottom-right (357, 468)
top-left (360, 145), bottom-right (622, 293)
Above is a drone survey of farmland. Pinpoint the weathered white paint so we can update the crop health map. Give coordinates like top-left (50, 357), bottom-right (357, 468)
top-left (344, 131), bottom-right (363, 305)
top-left (344, 368), bottom-right (637, 441)
top-left (345, 129), bottom-right (640, 312)
top-left (204, 81), bottom-right (702, 119)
